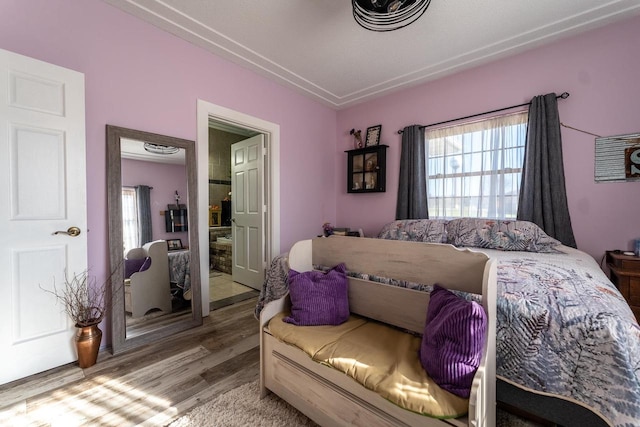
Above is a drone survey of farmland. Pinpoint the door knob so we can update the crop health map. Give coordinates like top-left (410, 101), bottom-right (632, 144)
top-left (232, 218), bottom-right (236, 223)
top-left (53, 226), bottom-right (81, 237)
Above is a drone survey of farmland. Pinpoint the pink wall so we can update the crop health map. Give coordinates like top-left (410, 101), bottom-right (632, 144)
top-left (336, 15), bottom-right (640, 262)
top-left (121, 159), bottom-right (189, 245)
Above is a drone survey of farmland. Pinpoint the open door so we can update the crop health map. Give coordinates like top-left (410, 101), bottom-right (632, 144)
top-left (231, 134), bottom-right (264, 290)
top-left (0, 48), bottom-right (87, 384)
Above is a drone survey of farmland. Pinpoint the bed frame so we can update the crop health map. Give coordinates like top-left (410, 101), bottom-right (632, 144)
top-left (259, 236), bottom-right (497, 426)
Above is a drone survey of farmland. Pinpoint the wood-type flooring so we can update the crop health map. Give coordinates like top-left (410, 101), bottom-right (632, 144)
top-left (0, 297), bottom-right (260, 426)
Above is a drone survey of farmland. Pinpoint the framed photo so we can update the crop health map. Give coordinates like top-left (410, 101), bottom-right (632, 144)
top-left (209, 208), bottom-right (221, 227)
top-left (365, 125), bottom-right (381, 147)
top-left (167, 238), bottom-right (183, 251)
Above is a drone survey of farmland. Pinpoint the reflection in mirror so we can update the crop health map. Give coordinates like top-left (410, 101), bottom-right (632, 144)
top-left (107, 125), bottom-right (202, 354)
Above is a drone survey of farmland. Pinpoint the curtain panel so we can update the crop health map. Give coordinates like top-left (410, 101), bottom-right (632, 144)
top-left (136, 185), bottom-right (153, 246)
top-left (396, 125), bottom-right (429, 219)
top-left (517, 93), bottom-right (576, 248)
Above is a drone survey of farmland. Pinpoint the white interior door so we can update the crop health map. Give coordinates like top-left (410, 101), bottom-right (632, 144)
top-left (0, 49), bottom-right (87, 385)
top-left (231, 134), bottom-right (264, 290)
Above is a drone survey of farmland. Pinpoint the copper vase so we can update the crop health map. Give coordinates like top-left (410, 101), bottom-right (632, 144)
top-left (75, 324), bottom-right (102, 368)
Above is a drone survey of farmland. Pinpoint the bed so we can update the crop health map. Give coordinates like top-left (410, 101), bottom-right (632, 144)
top-left (256, 219), bottom-right (640, 426)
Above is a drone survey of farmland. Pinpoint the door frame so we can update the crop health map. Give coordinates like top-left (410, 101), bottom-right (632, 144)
top-left (197, 100), bottom-right (280, 316)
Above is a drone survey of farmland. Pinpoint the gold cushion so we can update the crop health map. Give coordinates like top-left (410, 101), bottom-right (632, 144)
top-left (268, 312), bottom-right (468, 418)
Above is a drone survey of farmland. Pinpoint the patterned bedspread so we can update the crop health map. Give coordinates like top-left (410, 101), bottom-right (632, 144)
top-left (255, 246), bottom-right (640, 426)
top-left (484, 247), bottom-right (640, 426)
top-left (168, 250), bottom-right (190, 293)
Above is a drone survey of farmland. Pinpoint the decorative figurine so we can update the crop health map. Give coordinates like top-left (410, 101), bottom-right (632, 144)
top-left (350, 129), bottom-right (363, 149)
top-left (322, 222), bottom-right (334, 237)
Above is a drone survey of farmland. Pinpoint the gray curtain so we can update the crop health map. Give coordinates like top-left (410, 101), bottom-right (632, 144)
top-left (396, 125), bottom-right (429, 219)
top-left (136, 185), bottom-right (153, 245)
top-left (517, 93), bottom-right (576, 248)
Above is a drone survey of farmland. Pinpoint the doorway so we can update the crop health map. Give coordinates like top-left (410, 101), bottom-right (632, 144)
top-left (208, 125), bottom-right (260, 309)
top-left (197, 100), bottom-right (281, 317)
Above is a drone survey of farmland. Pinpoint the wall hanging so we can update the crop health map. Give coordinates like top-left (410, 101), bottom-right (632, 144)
top-left (595, 132), bottom-right (640, 182)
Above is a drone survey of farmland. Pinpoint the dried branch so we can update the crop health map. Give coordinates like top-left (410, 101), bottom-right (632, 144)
top-left (41, 268), bottom-right (117, 328)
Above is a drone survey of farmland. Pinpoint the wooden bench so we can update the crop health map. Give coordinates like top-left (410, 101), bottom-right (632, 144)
top-left (259, 236), bottom-right (497, 426)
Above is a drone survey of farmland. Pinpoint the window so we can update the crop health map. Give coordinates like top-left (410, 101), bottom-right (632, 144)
top-left (122, 187), bottom-right (139, 254)
top-left (426, 112), bottom-right (527, 219)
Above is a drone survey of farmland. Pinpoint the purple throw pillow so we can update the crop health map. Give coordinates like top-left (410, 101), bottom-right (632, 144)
top-left (419, 285), bottom-right (487, 398)
top-left (124, 257), bottom-right (152, 279)
top-left (124, 258), bottom-right (146, 279)
top-left (283, 263), bottom-right (349, 326)
top-left (139, 256), bottom-right (152, 272)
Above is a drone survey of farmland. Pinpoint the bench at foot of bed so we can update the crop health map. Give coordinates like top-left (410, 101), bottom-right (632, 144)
top-left (259, 237), bottom-right (497, 427)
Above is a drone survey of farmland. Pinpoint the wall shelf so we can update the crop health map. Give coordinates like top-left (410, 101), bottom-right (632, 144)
top-left (165, 209), bottom-right (188, 232)
top-left (345, 145), bottom-right (388, 193)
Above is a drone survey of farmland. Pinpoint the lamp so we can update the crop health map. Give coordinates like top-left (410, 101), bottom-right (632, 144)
top-left (352, 0), bottom-right (431, 32)
top-left (143, 143), bottom-right (179, 155)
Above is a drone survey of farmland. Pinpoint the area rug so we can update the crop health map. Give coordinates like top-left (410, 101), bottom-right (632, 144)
top-left (168, 380), bottom-right (317, 427)
top-left (168, 380), bottom-right (542, 427)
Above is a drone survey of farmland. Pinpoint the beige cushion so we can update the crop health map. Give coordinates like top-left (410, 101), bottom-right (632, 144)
top-left (268, 312), bottom-right (468, 418)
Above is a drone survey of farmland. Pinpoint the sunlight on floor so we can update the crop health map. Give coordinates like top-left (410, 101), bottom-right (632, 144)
top-left (209, 271), bottom-right (255, 302)
top-left (5, 373), bottom-right (175, 426)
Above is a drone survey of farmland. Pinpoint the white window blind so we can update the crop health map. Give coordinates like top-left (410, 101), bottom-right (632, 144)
top-left (426, 111), bottom-right (527, 219)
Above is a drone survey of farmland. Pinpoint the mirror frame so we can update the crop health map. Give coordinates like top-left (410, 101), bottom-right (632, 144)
top-left (107, 125), bottom-right (202, 354)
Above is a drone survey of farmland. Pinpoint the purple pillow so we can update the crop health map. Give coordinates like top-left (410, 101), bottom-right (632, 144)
top-left (139, 256), bottom-right (152, 272)
top-left (124, 258), bottom-right (145, 279)
top-left (419, 285), bottom-right (487, 398)
top-left (283, 263), bottom-right (349, 326)
top-left (124, 257), bottom-right (152, 279)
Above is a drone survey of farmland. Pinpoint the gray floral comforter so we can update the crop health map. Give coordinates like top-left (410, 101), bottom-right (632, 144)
top-left (255, 246), bottom-right (640, 426)
top-left (484, 247), bottom-right (640, 426)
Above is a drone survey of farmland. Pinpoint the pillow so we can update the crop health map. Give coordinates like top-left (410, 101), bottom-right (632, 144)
top-left (124, 257), bottom-right (152, 279)
top-left (124, 258), bottom-right (145, 278)
top-left (420, 285), bottom-right (487, 398)
top-left (139, 256), bottom-right (152, 272)
top-left (283, 263), bottom-right (349, 326)
top-left (377, 219), bottom-right (448, 243)
top-left (446, 218), bottom-right (561, 252)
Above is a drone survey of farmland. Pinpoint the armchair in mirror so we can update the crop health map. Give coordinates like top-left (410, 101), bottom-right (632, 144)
top-left (107, 125), bottom-right (202, 354)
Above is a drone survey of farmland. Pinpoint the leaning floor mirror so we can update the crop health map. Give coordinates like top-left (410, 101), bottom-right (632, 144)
top-left (107, 125), bottom-right (202, 354)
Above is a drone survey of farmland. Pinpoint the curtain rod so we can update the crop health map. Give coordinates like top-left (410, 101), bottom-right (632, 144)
top-left (397, 92), bottom-right (570, 134)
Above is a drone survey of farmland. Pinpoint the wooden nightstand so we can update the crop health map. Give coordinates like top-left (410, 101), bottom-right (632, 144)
top-left (606, 251), bottom-right (640, 322)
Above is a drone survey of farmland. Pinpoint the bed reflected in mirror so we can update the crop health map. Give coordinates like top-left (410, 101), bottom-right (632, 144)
top-left (107, 125), bottom-right (202, 354)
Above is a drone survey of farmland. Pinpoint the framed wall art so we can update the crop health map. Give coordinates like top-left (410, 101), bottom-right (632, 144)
top-left (595, 132), bottom-right (640, 182)
top-left (365, 124), bottom-right (381, 147)
top-left (167, 238), bottom-right (183, 251)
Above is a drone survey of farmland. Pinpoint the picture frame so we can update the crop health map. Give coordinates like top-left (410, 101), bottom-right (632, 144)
top-left (209, 207), bottom-right (221, 227)
top-left (167, 238), bottom-right (183, 251)
top-left (365, 124), bottom-right (382, 147)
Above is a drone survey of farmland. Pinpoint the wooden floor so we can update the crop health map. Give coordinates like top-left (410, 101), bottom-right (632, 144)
top-left (0, 297), bottom-right (260, 426)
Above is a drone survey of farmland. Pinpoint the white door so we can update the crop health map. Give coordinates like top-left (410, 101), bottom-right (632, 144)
top-left (231, 135), bottom-right (264, 290)
top-left (0, 49), bottom-right (87, 385)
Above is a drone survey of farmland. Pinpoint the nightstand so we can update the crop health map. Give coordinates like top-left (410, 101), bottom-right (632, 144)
top-left (606, 251), bottom-right (640, 322)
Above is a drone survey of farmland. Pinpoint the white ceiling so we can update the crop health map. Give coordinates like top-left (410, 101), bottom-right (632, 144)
top-left (104, 0), bottom-right (640, 109)
top-left (121, 137), bottom-right (186, 164)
